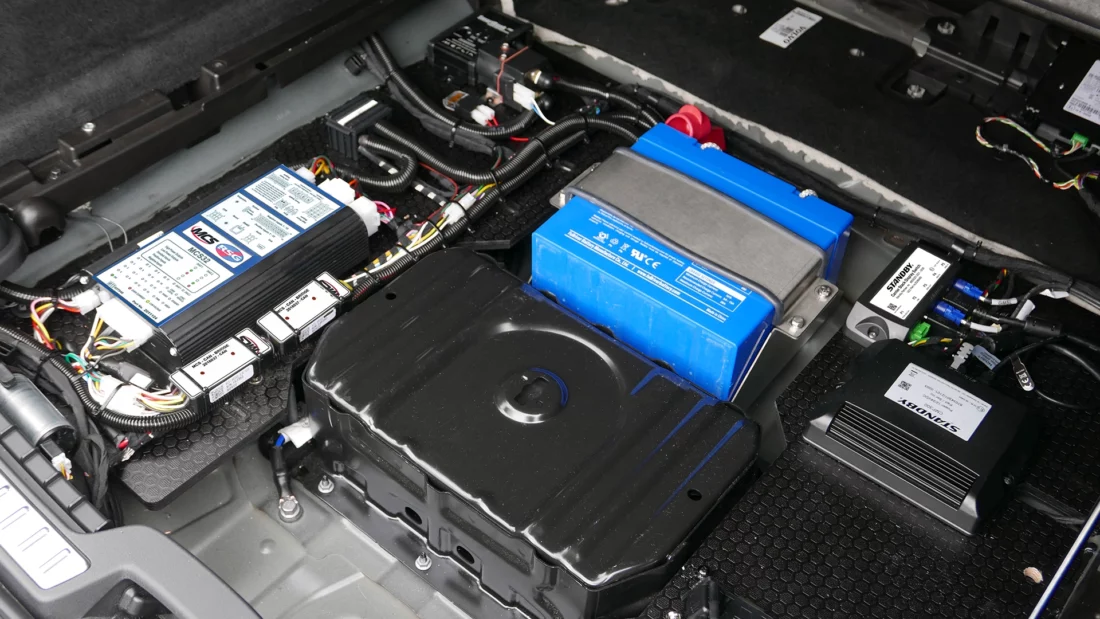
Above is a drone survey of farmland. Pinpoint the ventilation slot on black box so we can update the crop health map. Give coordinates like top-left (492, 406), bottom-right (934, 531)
top-left (827, 402), bottom-right (978, 508)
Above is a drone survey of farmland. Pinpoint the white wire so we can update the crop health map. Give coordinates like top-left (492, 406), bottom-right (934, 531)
top-left (531, 103), bottom-right (555, 126)
top-left (963, 320), bottom-right (1002, 334)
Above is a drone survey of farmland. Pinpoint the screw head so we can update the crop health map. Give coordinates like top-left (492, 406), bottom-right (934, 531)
top-left (317, 476), bottom-right (335, 495)
top-left (414, 553), bottom-right (432, 571)
top-left (937, 21), bottom-right (956, 36)
top-left (278, 496), bottom-right (302, 522)
top-left (849, 47), bottom-right (865, 58)
top-left (906, 84), bottom-right (927, 99)
top-left (789, 316), bottom-right (807, 330)
top-left (866, 326), bottom-right (881, 340)
top-left (248, 374), bottom-right (264, 385)
top-left (82, 122), bottom-right (95, 134)
top-left (731, 4), bottom-right (747, 15)
top-left (169, 347), bottom-right (178, 357)
top-left (816, 285), bottom-right (833, 300)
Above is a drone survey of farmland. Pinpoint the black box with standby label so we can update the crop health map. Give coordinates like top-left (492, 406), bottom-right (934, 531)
top-left (804, 340), bottom-right (1038, 535)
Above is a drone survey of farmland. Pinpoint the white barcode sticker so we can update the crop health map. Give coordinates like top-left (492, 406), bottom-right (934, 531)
top-left (885, 363), bottom-right (992, 441)
top-left (760, 8), bottom-right (822, 49)
top-left (1065, 61), bottom-right (1100, 125)
top-left (210, 365), bottom-right (254, 403)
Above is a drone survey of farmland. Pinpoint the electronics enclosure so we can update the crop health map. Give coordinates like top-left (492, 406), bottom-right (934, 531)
top-left (804, 340), bottom-right (1038, 535)
top-left (304, 249), bottom-right (760, 619)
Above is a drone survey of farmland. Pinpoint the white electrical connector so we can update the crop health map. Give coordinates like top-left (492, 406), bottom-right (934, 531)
top-left (349, 196), bottom-right (381, 236)
top-left (87, 374), bottom-right (159, 418)
top-left (96, 298), bottom-right (155, 349)
top-left (50, 452), bottom-right (73, 480)
top-left (277, 417), bottom-right (317, 448)
top-left (512, 83), bottom-right (539, 111)
top-left (317, 178), bottom-right (355, 206)
top-left (294, 167), bottom-right (316, 184)
top-left (458, 193), bottom-right (477, 209)
top-left (471, 104), bottom-right (496, 127)
top-left (68, 287), bottom-right (106, 314)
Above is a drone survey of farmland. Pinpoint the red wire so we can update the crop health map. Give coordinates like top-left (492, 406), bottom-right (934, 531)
top-left (418, 163), bottom-right (459, 199)
top-left (510, 137), bottom-right (529, 142)
top-left (495, 47), bottom-right (529, 95)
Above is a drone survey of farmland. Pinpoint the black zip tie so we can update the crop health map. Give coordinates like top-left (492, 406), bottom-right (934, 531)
top-left (32, 351), bottom-right (65, 384)
top-left (529, 136), bottom-right (549, 159)
top-left (95, 382), bottom-right (124, 416)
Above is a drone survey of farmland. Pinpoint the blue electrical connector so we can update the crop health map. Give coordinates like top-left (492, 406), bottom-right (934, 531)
top-left (953, 279), bottom-right (984, 300)
top-left (933, 301), bottom-right (967, 325)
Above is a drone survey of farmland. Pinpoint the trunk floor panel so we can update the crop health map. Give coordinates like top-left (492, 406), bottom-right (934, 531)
top-left (514, 0), bottom-right (1100, 281)
top-left (643, 334), bottom-right (1092, 618)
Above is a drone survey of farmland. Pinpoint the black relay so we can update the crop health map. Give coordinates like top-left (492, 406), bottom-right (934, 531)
top-left (428, 11), bottom-right (549, 110)
top-left (324, 92), bottom-right (391, 160)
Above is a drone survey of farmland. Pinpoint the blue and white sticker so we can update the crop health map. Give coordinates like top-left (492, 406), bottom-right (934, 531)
top-left (94, 165), bottom-right (346, 326)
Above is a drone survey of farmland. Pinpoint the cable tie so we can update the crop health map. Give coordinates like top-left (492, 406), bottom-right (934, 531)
top-left (95, 382), bottom-right (124, 417)
top-left (530, 136), bottom-right (549, 159)
top-left (422, 218), bottom-right (446, 249)
top-left (32, 351), bottom-right (65, 384)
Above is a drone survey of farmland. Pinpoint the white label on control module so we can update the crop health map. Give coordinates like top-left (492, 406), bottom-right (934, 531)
top-left (182, 337), bottom-right (256, 391)
top-left (97, 233), bottom-right (233, 324)
top-left (869, 247), bottom-right (952, 320)
top-left (245, 167), bottom-right (342, 230)
top-left (202, 193), bottom-right (297, 257)
top-left (1065, 60), bottom-right (1100, 126)
top-left (274, 280), bottom-right (340, 330)
top-left (759, 8), bottom-right (822, 49)
top-left (884, 363), bottom-right (992, 441)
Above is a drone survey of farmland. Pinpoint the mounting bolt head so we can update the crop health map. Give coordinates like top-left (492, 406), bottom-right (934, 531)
top-left (47, 168), bottom-right (61, 181)
top-left (278, 496), bottom-right (302, 522)
top-left (816, 285), bottom-right (833, 300)
top-left (906, 84), bottom-right (927, 99)
top-left (731, 4), bottom-right (747, 15)
top-left (317, 476), bottom-right (335, 495)
top-left (82, 122), bottom-right (95, 134)
top-left (789, 316), bottom-right (806, 330)
top-left (248, 374), bottom-right (264, 385)
top-left (937, 21), bottom-right (956, 36)
top-left (415, 553), bottom-right (432, 571)
top-left (866, 325), bottom-right (881, 340)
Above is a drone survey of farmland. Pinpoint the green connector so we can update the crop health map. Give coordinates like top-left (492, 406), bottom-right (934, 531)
top-left (908, 321), bottom-right (931, 342)
top-left (1072, 132), bottom-right (1090, 148)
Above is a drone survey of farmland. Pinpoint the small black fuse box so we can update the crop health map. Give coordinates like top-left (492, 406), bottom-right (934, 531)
top-left (324, 93), bottom-right (390, 160)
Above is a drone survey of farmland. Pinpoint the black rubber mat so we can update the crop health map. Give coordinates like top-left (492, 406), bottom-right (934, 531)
top-left (643, 335), bottom-right (1089, 619)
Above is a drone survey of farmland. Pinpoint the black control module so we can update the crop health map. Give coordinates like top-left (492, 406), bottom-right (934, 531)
top-left (804, 340), bottom-right (1037, 535)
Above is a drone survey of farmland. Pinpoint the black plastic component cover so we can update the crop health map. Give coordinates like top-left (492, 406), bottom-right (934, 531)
top-left (304, 249), bottom-right (759, 619)
top-left (804, 340), bottom-right (1038, 535)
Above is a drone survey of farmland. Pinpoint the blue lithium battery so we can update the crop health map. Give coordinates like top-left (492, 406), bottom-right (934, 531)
top-left (532, 198), bottom-right (773, 400)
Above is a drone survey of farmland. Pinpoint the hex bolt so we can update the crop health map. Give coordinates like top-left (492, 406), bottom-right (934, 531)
top-left (248, 374), bottom-right (264, 385)
top-left (317, 476), bottom-right (335, 495)
top-left (789, 316), bottom-right (806, 330)
top-left (937, 21), bottom-right (956, 36)
top-left (82, 122), bottom-right (96, 134)
top-left (278, 496), bottom-right (302, 523)
top-left (907, 84), bottom-right (927, 100)
top-left (414, 553), bottom-right (432, 571)
top-left (816, 285), bottom-right (833, 300)
top-left (867, 325), bottom-right (882, 340)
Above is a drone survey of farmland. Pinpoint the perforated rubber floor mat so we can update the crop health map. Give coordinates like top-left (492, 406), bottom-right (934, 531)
top-left (643, 335), bottom-right (1086, 619)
